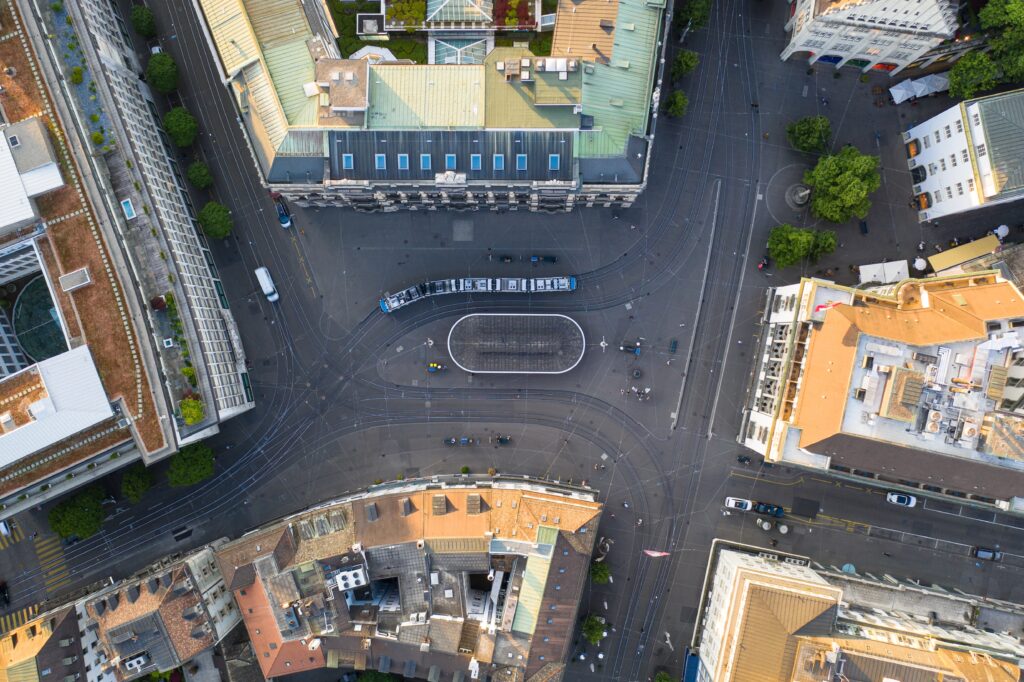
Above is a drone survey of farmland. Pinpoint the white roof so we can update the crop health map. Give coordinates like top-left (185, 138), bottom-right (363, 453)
top-left (0, 134), bottom-right (36, 230)
top-left (20, 163), bottom-right (64, 197)
top-left (859, 260), bottom-right (909, 285)
top-left (0, 345), bottom-right (113, 468)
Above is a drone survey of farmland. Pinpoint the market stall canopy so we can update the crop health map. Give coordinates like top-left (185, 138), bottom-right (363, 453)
top-left (890, 80), bottom-right (916, 104)
top-left (917, 73), bottom-right (950, 96)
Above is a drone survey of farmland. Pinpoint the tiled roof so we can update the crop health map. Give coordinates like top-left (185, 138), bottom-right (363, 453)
top-left (551, 0), bottom-right (618, 62)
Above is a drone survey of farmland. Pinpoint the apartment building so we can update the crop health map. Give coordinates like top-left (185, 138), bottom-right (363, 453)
top-left (693, 545), bottom-right (1024, 681)
top-left (215, 476), bottom-right (601, 681)
top-left (196, 0), bottom-right (666, 212)
top-left (782, 0), bottom-right (961, 75)
top-left (741, 273), bottom-right (1024, 510)
top-left (905, 88), bottom-right (1024, 223)
top-left (78, 545), bottom-right (239, 682)
top-left (0, 606), bottom-right (88, 682)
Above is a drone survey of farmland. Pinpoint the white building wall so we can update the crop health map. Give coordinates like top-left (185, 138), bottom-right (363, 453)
top-left (905, 103), bottom-right (980, 221)
top-left (782, 0), bottom-right (957, 74)
top-left (185, 547), bottom-right (241, 641)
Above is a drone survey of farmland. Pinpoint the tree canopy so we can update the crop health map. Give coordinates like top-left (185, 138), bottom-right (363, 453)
top-left (179, 396), bottom-right (204, 425)
top-left (979, 0), bottom-right (1024, 83)
top-left (121, 463), bottom-right (153, 504)
top-left (666, 91), bottom-right (689, 118)
top-left (168, 443), bottom-right (215, 488)
top-left (197, 201), bottom-right (233, 239)
top-left (786, 115), bottom-right (832, 154)
top-left (590, 561), bottom-right (611, 585)
top-left (187, 160), bottom-right (214, 189)
top-left (768, 224), bottom-right (838, 268)
top-left (130, 5), bottom-right (157, 39)
top-left (654, 673), bottom-right (673, 682)
top-left (582, 615), bottom-right (606, 645)
top-left (163, 107), bottom-right (198, 147)
top-left (803, 145), bottom-right (880, 223)
top-left (675, 0), bottom-right (711, 29)
top-left (145, 52), bottom-right (178, 93)
top-left (385, 0), bottom-right (425, 27)
top-left (671, 50), bottom-right (699, 80)
top-left (948, 51), bottom-right (1001, 100)
top-left (49, 486), bottom-right (104, 539)
top-left (357, 673), bottom-right (396, 682)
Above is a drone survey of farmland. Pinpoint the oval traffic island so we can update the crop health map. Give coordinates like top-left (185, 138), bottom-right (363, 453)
top-left (447, 313), bottom-right (585, 374)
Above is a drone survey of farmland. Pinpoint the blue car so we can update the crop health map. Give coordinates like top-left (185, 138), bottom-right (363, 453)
top-left (276, 202), bottom-right (292, 229)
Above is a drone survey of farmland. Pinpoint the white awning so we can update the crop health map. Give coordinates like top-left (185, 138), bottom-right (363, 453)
top-left (859, 260), bottom-right (909, 284)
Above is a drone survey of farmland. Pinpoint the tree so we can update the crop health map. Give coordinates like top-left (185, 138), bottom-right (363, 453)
top-left (179, 396), bottom-right (204, 425)
top-left (130, 5), bottom-right (157, 39)
top-left (581, 615), bottom-right (606, 645)
top-left (145, 52), bottom-right (178, 93)
top-left (385, 0), bottom-right (425, 27)
top-left (666, 90), bottom-right (689, 118)
top-left (168, 443), bottom-right (215, 487)
top-left (356, 673), bottom-right (395, 682)
top-left (121, 463), bottom-right (153, 504)
top-left (590, 561), bottom-right (611, 585)
top-left (70, 65), bottom-right (84, 84)
top-left (768, 224), bottom-right (815, 268)
top-left (979, 0), bottom-right (1024, 83)
top-left (786, 115), bottom-right (832, 154)
top-left (48, 486), bottom-right (104, 539)
top-left (163, 107), bottom-right (198, 147)
top-left (197, 201), bottom-right (233, 239)
top-left (187, 160), bottom-right (213, 189)
top-left (671, 50), bottom-right (699, 80)
top-left (654, 674), bottom-right (673, 682)
top-left (948, 51), bottom-right (1000, 100)
top-left (675, 0), bottom-right (711, 29)
top-left (803, 145), bottom-right (880, 223)
top-left (810, 229), bottom-right (838, 261)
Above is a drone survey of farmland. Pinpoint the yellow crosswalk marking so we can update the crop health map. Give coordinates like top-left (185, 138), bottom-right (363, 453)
top-left (0, 524), bottom-right (24, 550)
top-left (33, 535), bottom-right (71, 597)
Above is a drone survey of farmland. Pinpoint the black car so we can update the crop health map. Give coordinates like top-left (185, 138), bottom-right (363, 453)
top-left (0, 581), bottom-right (10, 607)
top-left (530, 255), bottom-right (558, 264)
top-left (754, 502), bottom-right (784, 518)
top-left (496, 435), bottom-right (512, 445)
top-left (443, 437), bottom-right (457, 447)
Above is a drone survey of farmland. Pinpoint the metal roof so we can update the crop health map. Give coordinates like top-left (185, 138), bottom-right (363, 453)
top-left (510, 554), bottom-right (552, 636)
top-left (0, 346), bottom-right (113, 468)
top-left (973, 88), bottom-right (1024, 202)
top-left (447, 314), bottom-right (586, 374)
top-left (577, 0), bottom-right (663, 158)
top-left (0, 132), bottom-right (37, 231)
top-left (367, 65), bottom-right (485, 129)
top-left (484, 48), bottom-right (581, 130)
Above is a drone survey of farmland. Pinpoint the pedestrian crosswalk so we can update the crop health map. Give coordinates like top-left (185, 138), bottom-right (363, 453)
top-left (34, 535), bottom-right (71, 594)
top-left (0, 604), bottom-right (38, 634)
top-left (0, 524), bottom-right (24, 550)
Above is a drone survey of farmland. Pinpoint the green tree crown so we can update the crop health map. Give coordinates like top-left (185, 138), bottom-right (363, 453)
top-left (948, 51), bottom-right (1000, 100)
top-left (590, 561), bottom-right (611, 585)
top-left (666, 90), bottom-right (689, 118)
top-left (121, 463), bottom-right (153, 504)
top-left (145, 53), bottom-right (178, 94)
top-left (671, 50), bottom-right (699, 80)
top-left (197, 201), bottom-right (233, 239)
top-left (786, 115), bottom-right (832, 153)
top-left (163, 107), bottom-right (198, 147)
top-left (130, 5), bottom-right (157, 39)
top-left (168, 443), bottom-right (215, 487)
top-left (48, 486), bottom-right (104, 539)
top-left (803, 146), bottom-right (880, 223)
top-left (980, 0), bottom-right (1024, 82)
top-left (187, 160), bottom-right (214, 189)
top-left (582, 615), bottom-right (606, 645)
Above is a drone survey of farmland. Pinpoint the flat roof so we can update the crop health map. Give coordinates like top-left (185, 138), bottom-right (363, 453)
top-left (0, 131), bottom-right (36, 231)
top-left (367, 64), bottom-right (485, 130)
top-left (447, 313), bottom-right (585, 374)
top-left (927, 234), bottom-right (1000, 272)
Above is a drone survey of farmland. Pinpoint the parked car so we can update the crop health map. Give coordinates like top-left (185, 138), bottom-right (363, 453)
top-left (972, 546), bottom-right (1002, 562)
top-left (724, 497), bottom-right (752, 512)
top-left (885, 491), bottom-right (917, 508)
top-left (276, 201), bottom-right (292, 229)
top-left (859, 220), bottom-right (869, 235)
top-left (754, 502), bottom-right (785, 518)
top-left (530, 255), bottom-right (558, 264)
top-left (668, 338), bottom-right (678, 354)
top-left (619, 340), bottom-right (642, 356)
top-left (426, 362), bottom-right (446, 373)
top-left (498, 255), bottom-right (515, 263)
top-left (496, 435), bottom-right (512, 445)
top-left (443, 437), bottom-right (457, 447)
top-left (459, 437), bottom-right (475, 446)
top-left (0, 582), bottom-right (9, 607)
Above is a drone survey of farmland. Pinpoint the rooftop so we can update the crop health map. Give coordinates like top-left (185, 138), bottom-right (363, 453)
top-left (968, 88), bottom-right (1024, 204)
top-left (483, 49), bottom-right (582, 130)
top-left (550, 0), bottom-right (619, 63)
top-left (367, 64), bottom-right (485, 129)
top-left (447, 313), bottom-right (586, 374)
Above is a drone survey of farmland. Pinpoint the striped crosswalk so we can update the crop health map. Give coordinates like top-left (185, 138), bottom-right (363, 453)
top-left (0, 604), bottom-right (38, 634)
top-left (0, 524), bottom-right (24, 550)
top-left (34, 535), bottom-right (71, 594)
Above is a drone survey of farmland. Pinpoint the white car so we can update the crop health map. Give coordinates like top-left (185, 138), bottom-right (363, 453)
top-left (885, 492), bottom-right (917, 508)
top-left (724, 497), bottom-right (752, 512)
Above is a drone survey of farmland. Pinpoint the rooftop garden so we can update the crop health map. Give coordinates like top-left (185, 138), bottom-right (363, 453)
top-left (330, 0), bottom-right (428, 63)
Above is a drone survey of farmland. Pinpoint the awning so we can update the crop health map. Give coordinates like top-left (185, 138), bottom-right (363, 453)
top-left (858, 260), bottom-right (909, 285)
top-left (927, 234), bottom-right (1001, 272)
top-left (889, 80), bottom-right (916, 104)
top-left (912, 79), bottom-right (931, 99)
top-left (917, 73), bottom-right (949, 95)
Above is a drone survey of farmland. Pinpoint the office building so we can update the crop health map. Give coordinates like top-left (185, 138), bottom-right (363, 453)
top-left (196, 0), bottom-right (666, 212)
top-left (905, 88), bottom-right (1024, 222)
top-left (742, 273), bottom-right (1024, 510)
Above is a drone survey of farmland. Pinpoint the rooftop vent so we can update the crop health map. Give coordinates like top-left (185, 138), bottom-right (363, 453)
top-left (467, 494), bottom-right (481, 515)
top-left (93, 600), bottom-right (106, 616)
top-left (366, 502), bottom-right (379, 522)
top-left (127, 586), bottom-right (140, 603)
top-left (147, 578), bottom-right (159, 594)
top-left (107, 594), bottom-right (119, 611)
top-left (401, 497), bottom-right (413, 516)
top-left (432, 495), bottom-right (448, 516)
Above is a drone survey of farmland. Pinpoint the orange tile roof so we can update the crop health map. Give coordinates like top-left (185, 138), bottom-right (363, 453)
top-left (234, 574), bottom-right (325, 678)
top-left (792, 276), bottom-right (1024, 449)
top-left (550, 0), bottom-right (618, 62)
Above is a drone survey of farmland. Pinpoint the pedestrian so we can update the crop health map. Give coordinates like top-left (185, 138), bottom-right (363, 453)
top-left (770, 539), bottom-right (778, 547)
top-left (882, 552), bottom-right (891, 557)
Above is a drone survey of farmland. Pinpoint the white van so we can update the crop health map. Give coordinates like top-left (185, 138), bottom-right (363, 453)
top-left (254, 267), bottom-right (279, 302)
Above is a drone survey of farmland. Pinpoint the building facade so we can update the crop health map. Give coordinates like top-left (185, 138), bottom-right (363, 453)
top-left (694, 544), bottom-right (1024, 681)
top-left (782, 0), bottom-right (960, 75)
top-left (905, 88), bottom-right (1024, 222)
top-left (741, 274), bottom-right (1024, 511)
top-left (196, 0), bottom-right (666, 212)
